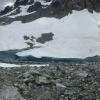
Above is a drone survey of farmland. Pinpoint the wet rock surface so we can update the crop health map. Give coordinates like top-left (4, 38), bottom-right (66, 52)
top-left (1, 62), bottom-right (100, 100)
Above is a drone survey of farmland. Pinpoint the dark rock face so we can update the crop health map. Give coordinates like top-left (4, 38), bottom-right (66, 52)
top-left (14, 0), bottom-right (28, 7)
top-left (27, 2), bottom-right (42, 12)
top-left (0, 6), bottom-right (13, 15)
top-left (1, 0), bottom-right (100, 16)
top-left (50, 0), bottom-right (100, 13)
top-left (14, 0), bottom-right (100, 13)
top-left (28, 0), bottom-right (34, 5)
top-left (9, 7), bottom-right (21, 16)
top-left (36, 32), bottom-right (54, 44)
top-left (14, 0), bottom-right (34, 8)
top-left (1, 0), bottom-right (100, 24)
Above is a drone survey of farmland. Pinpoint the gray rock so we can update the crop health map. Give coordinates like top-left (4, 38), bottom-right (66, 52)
top-left (36, 32), bottom-right (54, 44)
top-left (0, 62), bottom-right (100, 100)
top-left (0, 86), bottom-right (25, 100)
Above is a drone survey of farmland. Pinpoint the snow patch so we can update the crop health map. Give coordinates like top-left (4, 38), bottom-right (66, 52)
top-left (1, 10), bottom-right (100, 58)
top-left (0, 63), bottom-right (49, 67)
top-left (34, 0), bottom-right (52, 6)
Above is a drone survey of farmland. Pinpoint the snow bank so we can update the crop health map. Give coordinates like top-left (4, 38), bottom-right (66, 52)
top-left (1, 9), bottom-right (100, 58)
top-left (0, 63), bottom-right (49, 67)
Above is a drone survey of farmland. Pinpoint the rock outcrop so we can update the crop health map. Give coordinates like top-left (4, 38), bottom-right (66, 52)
top-left (14, 0), bottom-right (100, 13)
top-left (27, 2), bottom-right (42, 12)
top-left (1, 0), bottom-right (100, 16)
top-left (51, 0), bottom-right (100, 12)
top-left (36, 32), bottom-right (54, 44)
top-left (14, 0), bottom-right (34, 7)
top-left (0, 6), bottom-right (13, 15)
top-left (1, 0), bottom-right (100, 24)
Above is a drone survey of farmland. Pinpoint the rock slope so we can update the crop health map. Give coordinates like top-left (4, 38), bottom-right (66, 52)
top-left (1, 62), bottom-right (100, 100)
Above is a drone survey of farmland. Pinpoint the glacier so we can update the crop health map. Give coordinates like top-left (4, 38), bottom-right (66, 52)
top-left (0, 9), bottom-right (100, 58)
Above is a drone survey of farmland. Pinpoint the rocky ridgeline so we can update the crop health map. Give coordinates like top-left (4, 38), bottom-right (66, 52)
top-left (1, 0), bottom-right (100, 16)
top-left (51, 0), bottom-right (100, 13)
top-left (1, 62), bottom-right (100, 100)
top-left (1, 0), bottom-right (100, 24)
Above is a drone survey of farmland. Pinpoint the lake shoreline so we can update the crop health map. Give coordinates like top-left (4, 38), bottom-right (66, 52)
top-left (0, 49), bottom-right (100, 64)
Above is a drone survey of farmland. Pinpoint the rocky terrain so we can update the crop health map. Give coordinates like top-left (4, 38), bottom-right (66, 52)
top-left (0, 62), bottom-right (100, 100)
top-left (1, 0), bottom-right (100, 15)
top-left (1, 1), bottom-right (100, 99)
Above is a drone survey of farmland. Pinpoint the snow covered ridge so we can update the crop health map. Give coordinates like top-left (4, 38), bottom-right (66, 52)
top-left (1, 10), bottom-right (100, 59)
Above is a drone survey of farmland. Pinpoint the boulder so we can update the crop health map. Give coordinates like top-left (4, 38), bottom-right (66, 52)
top-left (36, 32), bottom-right (54, 44)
